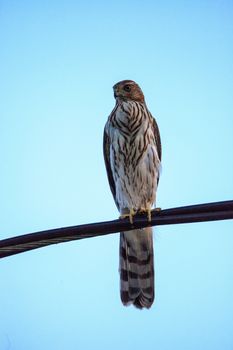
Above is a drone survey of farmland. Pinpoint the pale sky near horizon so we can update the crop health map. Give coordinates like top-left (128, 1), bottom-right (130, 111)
top-left (1, 1), bottom-right (233, 349)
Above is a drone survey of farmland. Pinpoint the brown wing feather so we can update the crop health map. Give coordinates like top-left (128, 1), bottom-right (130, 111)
top-left (103, 128), bottom-right (116, 202)
top-left (150, 116), bottom-right (162, 185)
top-left (152, 117), bottom-right (162, 162)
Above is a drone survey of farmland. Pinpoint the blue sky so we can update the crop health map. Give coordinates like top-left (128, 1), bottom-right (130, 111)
top-left (0, 0), bottom-right (233, 349)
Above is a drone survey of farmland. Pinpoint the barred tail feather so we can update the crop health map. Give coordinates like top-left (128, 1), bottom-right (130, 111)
top-left (120, 228), bottom-right (154, 309)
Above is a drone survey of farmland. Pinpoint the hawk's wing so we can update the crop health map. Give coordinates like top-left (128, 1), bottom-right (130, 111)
top-left (152, 117), bottom-right (162, 162)
top-left (151, 116), bottom-right (162, 185)
top-left (103, 127), bottom-right (117, 204)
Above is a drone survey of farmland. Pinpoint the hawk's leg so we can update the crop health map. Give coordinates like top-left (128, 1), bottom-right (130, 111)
top-left (120, 208), bottom-right (136, 224)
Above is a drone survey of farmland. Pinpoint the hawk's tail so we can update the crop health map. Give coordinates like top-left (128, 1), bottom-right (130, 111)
top-left (119, 228), bottom-right (154, 309)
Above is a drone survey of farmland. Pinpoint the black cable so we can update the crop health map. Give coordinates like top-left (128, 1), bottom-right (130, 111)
top-left (0, 200), bottom-right (233, 259)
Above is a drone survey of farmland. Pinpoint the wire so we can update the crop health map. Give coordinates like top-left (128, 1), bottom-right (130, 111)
top-left (0, 200), bottom-right (233, 259)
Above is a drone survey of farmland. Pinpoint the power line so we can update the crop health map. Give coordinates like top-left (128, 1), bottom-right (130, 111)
top-left (0, 200), bottom-right (233, 259)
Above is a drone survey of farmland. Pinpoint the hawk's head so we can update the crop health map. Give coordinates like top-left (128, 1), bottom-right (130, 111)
top-left (113, 80), bottom-right (145, 103)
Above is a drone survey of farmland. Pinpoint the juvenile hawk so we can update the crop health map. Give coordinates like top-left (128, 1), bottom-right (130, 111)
top-left (103, 80), bottom-right (161, 309)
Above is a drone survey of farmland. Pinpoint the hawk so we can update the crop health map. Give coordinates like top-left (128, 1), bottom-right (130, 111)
top-left (103, 80), bottom-right (161, 309)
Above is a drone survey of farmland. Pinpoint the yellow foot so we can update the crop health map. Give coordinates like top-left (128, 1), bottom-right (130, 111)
top-left (120, 208), bottom-right (136, 224)
top-left (139, 207), bottom-right (162, 222)
top-left (138, 208), bottom-right (152, 222)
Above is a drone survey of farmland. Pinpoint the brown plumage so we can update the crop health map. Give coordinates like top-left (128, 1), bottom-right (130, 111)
top-left (103, 80), bottom-right (161, 309)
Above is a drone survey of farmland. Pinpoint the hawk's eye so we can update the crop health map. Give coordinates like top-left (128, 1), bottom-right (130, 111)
top-left (123, 84), bottom-right (131, 92)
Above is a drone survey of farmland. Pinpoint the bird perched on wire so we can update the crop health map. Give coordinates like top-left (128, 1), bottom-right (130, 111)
top-left (103, 80), bottom-right (161, 309)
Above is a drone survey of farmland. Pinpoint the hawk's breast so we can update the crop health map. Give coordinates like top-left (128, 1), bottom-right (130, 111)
top-left (108, 101), bottom-right (160, 211)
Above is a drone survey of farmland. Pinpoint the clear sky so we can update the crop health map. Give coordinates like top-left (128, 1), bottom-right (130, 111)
top-left (1, 0), bottom-right (233, 349)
